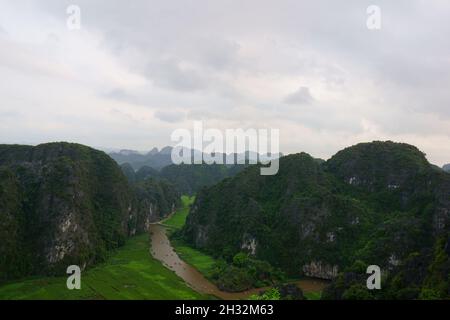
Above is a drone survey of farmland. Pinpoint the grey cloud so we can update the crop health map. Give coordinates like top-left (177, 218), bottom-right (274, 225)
top-left (284, 87), bottom-right (314, 105)
top-left (146, 58), bottom-right (208, 92)
top-left (1, 0), bottom-right (450, 165)
top-left (105, 88), bottom-right (135, 102)
top-left (192, 37), bottom-right (241, 71)
top-left (154, 109), bottom-right (186, 123)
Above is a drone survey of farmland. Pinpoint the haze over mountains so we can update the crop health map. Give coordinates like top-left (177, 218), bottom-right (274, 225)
top-left (109, 147), bottom-right (281, 171)
top-left (111, 147), bottom-right (283, 195)
top-left (109, 147), bottom-right (174, 171)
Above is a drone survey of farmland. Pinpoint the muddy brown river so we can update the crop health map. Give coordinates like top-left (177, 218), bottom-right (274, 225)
top-left (149, 224), bottom-right (328, 300)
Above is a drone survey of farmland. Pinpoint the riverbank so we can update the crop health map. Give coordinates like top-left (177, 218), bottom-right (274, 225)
top-left (157, 196), bottom-right (328, 300)
top-left (162, 195), bottom-right (195, 230)
top-left (0, 196), bottom-right (327, 300)
top-left (0, 234), bottom-right (206, 300)
top-left (163, 196), bottom-right (217, 277)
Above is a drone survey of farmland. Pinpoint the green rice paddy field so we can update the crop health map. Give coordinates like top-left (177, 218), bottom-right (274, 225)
top-left (0, 234), bottom-right (206, 300)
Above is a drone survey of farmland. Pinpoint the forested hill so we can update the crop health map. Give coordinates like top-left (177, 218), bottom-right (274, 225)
top-left (182, 141), bottom-right (450, 299)
top-left (0, 143), bottom-right (179, 282)
top-left (122, 162), bottom-right (246, 195)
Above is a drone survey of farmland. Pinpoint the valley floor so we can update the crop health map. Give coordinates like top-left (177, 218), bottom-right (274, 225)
top-left (161, 196), bottom-right (325, 300)
top-left (0, 234), bottom-right (206, 300)
top-left (0, 195), bottom-right (325, 300)
top-left (163, 196), bottom-right (217, 278)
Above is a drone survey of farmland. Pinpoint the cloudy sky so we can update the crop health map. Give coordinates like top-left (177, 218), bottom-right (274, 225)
top-left (1, 0), bottom-right (449, 165)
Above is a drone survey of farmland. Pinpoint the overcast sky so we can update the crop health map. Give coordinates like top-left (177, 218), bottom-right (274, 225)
top-left (1, 0), bottom-right (449, 165)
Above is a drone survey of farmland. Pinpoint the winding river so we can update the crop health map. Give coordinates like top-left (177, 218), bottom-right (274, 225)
top-left (149, 224), bottom-right (328, 300)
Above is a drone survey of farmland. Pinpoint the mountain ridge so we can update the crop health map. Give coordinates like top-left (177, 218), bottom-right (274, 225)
top-left (181, 141), bottom-right (450, 299)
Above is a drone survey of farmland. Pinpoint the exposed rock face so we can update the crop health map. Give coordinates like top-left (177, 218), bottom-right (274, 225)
top-left (302, 261), bottom-right (338, 279)
top-left (0, 143), bottom-right (179, 282)
top-left (241, 235), bottom-right (257, 256)
top-left (132, 177), bottom-right (181, 232)
top-left (443, 164), bottom-right (450, 173)
top-left (183, 141), bottom-right (450, 286)
top-left (0, 143), bottom-right (135, 280)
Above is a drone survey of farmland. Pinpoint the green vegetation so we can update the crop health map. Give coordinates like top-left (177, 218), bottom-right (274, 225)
top-left (0, 234), bottom-right (205, 300)
top-left (122, 163), bottom-right (246, 196)
top-left (0, 143), bottom-right (183, 282)
top-left (249, 284), bottom-right (307, 300)
top-left (133, 177), bottom-right (181, 232)
top-left (164, 196), bottom-right (195, 230)
top-left (158, 164), bottom-right (244, 195)
top-left (171, 239), bottom-right (216, 277)
top-left (3, 140), bottom-right (448, 300)
top-left (167, 195), bottom-right (286, 293)
top-left (209, 253), bottom-right (286, 292)
top-left (249, 288), bottom-right (281, 300)
top-left (182, 141), bottom-right (450, 299)
top-left (304, 291), bottom-right (322, 300)
top-left (164, 195), bottom-right (217, 277)
top-left (0, 143), bottom-right (137, 280)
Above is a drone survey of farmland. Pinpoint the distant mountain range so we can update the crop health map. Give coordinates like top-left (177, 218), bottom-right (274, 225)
top-left (443, 164), bottom-right (450, 172)
top-left (109, 147), bottom-right (174, 170)
top-left (113, 147), bottom-right (283, 195)
top-left (109, 147), bottom-right (281, 171)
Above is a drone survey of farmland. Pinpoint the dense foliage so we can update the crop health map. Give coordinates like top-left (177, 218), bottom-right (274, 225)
top-left (182, 141), bottom-right (450, 299)
top-left (123, 163), bottom-right (246, 195)
top-left (0, 143), bottom-right (180, 282)
top-left (209, 252), bottom-right (286, 292)
top-left (249, 288), bottom-right (281, 300)
top-left (132, 178), bottom-right (181, 232)
top-left (249, 285), bottom-right (305, 300)
top-left (158, 164), bottom-right (246, 195)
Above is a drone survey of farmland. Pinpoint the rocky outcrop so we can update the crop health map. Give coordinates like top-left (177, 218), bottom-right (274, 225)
top-left (0, 142), bottom-right (179, 282)
top-left (302, 261), bottom-right (339, 280)
top-left (241, 236), bottom-right (257, 256)
top-left (0, 143), bottom-right (138, 280)
top-left (182, 141), bottom-right (450, 290)
top-left (132, 177), bottom-right (180, 232)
